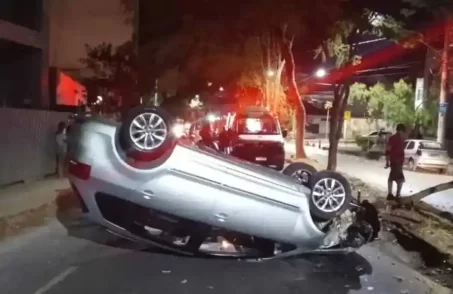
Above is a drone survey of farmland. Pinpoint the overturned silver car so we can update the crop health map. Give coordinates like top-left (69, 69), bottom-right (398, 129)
top-left (67, 106), bottom-right (380, 259)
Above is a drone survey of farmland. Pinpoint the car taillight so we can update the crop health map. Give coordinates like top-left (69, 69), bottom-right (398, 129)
top-left (68, 160), bottom-right (91, 180)
top-left (416, 149), bottom-right (422, 156)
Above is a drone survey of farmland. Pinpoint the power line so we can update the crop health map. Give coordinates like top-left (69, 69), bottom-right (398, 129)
top-left (355, 71), bottom-right (412, 78)
top-left (356, 62), bottom-right (422, 73)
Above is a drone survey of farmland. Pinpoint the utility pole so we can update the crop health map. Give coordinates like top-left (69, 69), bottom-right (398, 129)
top-left (437, 19), bottom-right (453, 144)
top-left (325, 101), bottom-right (332, 141)
top-left (154, 78), bottom-right (158, 106)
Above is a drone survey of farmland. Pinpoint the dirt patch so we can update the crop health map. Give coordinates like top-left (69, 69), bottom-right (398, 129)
top-left (0, 188), bottom-right (78, 241)
top-left (345, 176), bottom-right (453, 289)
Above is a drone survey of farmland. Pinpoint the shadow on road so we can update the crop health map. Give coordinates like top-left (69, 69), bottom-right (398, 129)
top-left (54, 189), bottom-right (372, 292)
top-left (49, 249), bottom-right (372, 293)
top-left (55, 189), bottom-right (144, 250)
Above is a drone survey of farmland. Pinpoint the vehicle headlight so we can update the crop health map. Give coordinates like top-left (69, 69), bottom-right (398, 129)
top-left (172, 124), bottom-right (185, 138)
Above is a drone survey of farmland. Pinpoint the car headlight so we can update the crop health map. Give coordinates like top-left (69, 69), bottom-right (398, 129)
top-left (172, 124), bottom-right (185, 138)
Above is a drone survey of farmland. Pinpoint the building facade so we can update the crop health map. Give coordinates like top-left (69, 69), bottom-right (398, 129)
top-left (0, 0), bottom-right (50, 109)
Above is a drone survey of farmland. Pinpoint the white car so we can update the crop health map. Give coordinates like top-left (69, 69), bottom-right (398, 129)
top-left (67, 106), bottom-right (380, 259)
top-left (404, 139), bottom-right (450, 173)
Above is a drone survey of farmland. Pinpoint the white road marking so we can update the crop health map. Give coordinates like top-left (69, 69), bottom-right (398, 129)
top-left (33, 266), bottom-right (78, 294)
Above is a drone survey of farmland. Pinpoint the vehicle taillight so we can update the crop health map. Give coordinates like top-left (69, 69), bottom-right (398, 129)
top-left (68, 160), bottom-right (91, 180)
top-left (416, 149), bottom-right (422, 156)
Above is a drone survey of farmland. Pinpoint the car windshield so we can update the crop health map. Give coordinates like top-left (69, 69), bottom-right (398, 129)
top-left (236, 114), bottom-right (279, 135)
top-left (419, 141), bottom-right (443, 150)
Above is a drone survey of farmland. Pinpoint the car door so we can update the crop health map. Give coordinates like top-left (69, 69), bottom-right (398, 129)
top-left (404, 140), bottom-right (416, 163)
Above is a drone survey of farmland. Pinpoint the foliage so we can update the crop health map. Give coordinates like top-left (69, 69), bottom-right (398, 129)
top-left (80, 41), bottom-right (138, 111)
top-left (350, 79), bottom-right (437, 130)
top-left (313, 2), bottom-right (413, 170)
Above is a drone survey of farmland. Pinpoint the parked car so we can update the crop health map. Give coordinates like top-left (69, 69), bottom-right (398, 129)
top-left (363, 130), bottom-right (392, 140)
top-left (404, 139), bottom-right (449, 173)
top-left (67, 106), bottom-right (379, 258)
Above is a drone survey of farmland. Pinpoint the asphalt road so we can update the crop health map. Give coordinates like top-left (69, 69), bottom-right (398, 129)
top-left (0, 209), bottom-right (448, 294)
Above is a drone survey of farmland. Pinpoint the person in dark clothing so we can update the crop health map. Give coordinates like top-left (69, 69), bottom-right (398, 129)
top-left (218, 127), bottom-right (229, 152)
top-left (55, 121), bottom-right (67, 178)
top-left (199, 121), bottom-right (215, 149)
top-left (385, 123), bottom-right (407, 200)
top-left (409, 124), bottom-right (423, 139)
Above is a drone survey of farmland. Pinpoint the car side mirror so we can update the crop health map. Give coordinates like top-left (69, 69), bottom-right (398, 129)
top-left (282, 129), bottom-right (288, 138)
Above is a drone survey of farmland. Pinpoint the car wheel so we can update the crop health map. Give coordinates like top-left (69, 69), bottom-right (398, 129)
top-left (120, 106), bottom-right (176, 161)
top-left (439, 168), bottom-right (447, 174)
top-left (275, 162), bottom-right (285, 171)
top-left (308, 171), bottom-right (352, 220)
top-left (282, 162), bottom-right (318, 187)
top-left (408, 158), bottom-right (416, 171)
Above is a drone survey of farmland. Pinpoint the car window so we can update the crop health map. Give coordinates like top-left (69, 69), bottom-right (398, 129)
top-left (235, 113), bottom-right (280, 135)
top-left (419, 141), bottom-right (443, 150)
top-left (406, 141), bottom-right (415, 149)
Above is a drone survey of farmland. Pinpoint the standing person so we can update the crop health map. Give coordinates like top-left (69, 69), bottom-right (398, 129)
top-left (385, 123), bottom-right (407, 200)
top-left (55, 121), bottom-right (67, 178)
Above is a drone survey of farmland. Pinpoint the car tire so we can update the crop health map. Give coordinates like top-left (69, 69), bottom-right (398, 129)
top-left (120, 106), bottom-right (176, 161)
top-left (275, 162), bottom-right (285, 171)
top-left (408, 158), bottom-right (416, 171)
top-left (308, 170), bottom-right (352, 221)
top-left (282, 162), bottom-right (318, 187)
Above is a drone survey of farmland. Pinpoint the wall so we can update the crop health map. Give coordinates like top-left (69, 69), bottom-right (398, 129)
top-left (0, 47), bottom-right (43, 108)
top-left (0, 0), bottom-right (50, 109)
top-left (344, 118), bottom-right (391, 139)
top-left (0, 108), bottom-right (69, 186)
top-left (304, 115), bottom-right (391, 140)
top-left (0, 20), bottom-right (43, 48)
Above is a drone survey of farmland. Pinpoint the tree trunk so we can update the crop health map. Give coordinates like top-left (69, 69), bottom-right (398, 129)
top-left (327, 82), bottom-right (350, 170)
top-left (278, 27), bottom-right (307, 158)
top-left (295, 103), bottom-right (307, 158)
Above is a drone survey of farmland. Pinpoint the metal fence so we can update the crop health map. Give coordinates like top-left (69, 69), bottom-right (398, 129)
top-left (0, 108), bottom-right (70, 186)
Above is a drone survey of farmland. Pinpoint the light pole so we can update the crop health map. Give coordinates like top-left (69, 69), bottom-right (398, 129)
top-left (154, 78), bottom-right (158, 106)
top-left (324, 101), bottom-right (332, 141)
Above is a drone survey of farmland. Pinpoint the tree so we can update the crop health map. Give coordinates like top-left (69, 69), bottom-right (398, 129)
top-left (80, 41), bottom-right (138, 114)
top-left (135, 0), bottom-right (341, 158)
top-left (314, 0), bottom-right (419, 170)
top-left (350, 79), bottom-right (438, 131)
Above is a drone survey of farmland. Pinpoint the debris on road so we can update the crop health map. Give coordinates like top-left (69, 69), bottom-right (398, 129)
top-left (345, 175), bottom-right (453, 290)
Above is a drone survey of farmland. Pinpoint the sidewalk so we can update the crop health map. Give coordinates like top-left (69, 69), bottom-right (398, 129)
top-left (0, 177), bottom-right (71, 240)
top-left (0, 177), bottom-right (70, 219)
top-left (286, 143), bottom-right (453, 214)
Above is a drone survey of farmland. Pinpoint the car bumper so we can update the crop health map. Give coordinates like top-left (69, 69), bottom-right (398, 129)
top-left (416, 162), bottom-right (449, 169)
top-left (231, 145), bottom-right (285, 167)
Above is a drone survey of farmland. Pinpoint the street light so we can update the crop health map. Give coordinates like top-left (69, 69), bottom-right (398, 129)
top-left (195, 94), bottom-right (200, 98)
top-left (267, 70), bottom-right (275, 77)
top-left (207, 81), bottom-right (212, 87)
top-left (219, 87), bottom-right (224, 91)
top-left (315, 68), bottom-right (327, 78)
